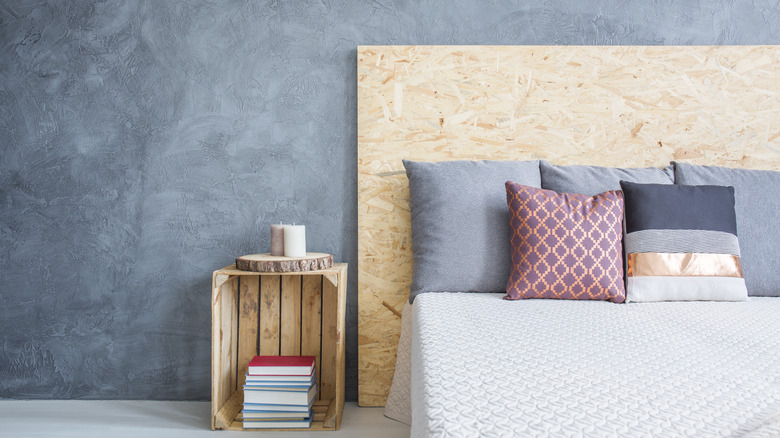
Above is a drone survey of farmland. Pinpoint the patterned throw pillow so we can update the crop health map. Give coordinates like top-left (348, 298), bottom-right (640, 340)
top-left (505, 182), bottom-right (626, 303)
top-left (619, 181), bottom-right (748, 302)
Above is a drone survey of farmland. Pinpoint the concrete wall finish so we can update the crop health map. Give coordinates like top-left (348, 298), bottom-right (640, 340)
top-left (1, 0), bottom-right (778, 400)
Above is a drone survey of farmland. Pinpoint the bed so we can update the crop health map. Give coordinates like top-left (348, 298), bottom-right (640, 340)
top-left (357, 46), bottom-right (780, 436)
top-left (388, 295), bottom-right (780, 436)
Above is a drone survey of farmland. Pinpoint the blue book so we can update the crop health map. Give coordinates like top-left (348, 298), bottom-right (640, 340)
top-left (243, 409), bottom-right (313, 429)
top-left (243, 408), bottom-right (312, 420)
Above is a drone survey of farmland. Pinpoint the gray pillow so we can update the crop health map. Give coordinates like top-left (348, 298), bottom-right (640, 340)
top-left (404, 159), bottom-right (541, 302)
top-left (673, 162), bottom-right (780, 297)
top-left (540, 161), bottom-right (674, 195)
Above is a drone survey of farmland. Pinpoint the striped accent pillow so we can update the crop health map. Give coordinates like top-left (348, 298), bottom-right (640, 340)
top-left (619, 181), bottom-right (748, 302)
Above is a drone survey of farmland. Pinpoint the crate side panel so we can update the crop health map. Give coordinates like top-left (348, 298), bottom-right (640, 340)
top-left (320, 276), bottom-right (338, 401)
top-left (302, 275), bottom-right (323, 393)
top-left (237, 276), bottom-right (259, 387)
top-left (259, 275), bottom-right (281, 355)
top-left (335, 265), bottom-right (347, 428)
top-left (280, 275), bottom-right (302, 355)
top-left (227, 278), bottom-right (239, 393)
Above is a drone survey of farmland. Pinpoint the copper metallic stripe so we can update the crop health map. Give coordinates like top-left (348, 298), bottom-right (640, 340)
top-left (627, 252), bottom-right (743, 278)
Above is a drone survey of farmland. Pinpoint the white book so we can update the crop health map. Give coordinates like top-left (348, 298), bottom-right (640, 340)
top-left (243, 398), bottom-right (314, 413)
top-left (244, 384), bottom-right (311, 390)
top-left (243, 385), bottom-right (317, 406)
top-left (243, 412), bottom-right (313, 429)
top-left (244, 371), bottom-right (315, 386)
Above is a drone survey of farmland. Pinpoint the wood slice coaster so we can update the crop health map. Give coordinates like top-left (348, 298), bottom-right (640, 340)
top-left (235, 253), bottom-right (334, 273)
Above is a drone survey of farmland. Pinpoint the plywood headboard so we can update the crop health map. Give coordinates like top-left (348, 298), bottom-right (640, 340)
top-left (357, 45), bottom-right (780, 406)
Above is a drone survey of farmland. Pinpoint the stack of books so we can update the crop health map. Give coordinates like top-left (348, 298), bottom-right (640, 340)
top-left (242, 355), bottom-right (317, 429)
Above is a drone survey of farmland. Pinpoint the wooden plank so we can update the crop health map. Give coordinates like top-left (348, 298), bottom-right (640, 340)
top-left (237, 276), bottom-right (259, 388)
top-left (333, 264), bottom-right (347, 429)
top-left (280, 275), bottom-right (302, 355)
top-left (301, 274), bottom-right (322, 397)
top-left (226, 277), bottom-right (238, 394)
top-left (322, 398), bottom-right (338, 429)
top-left (217, 264), bottom-right (342, 277)
top-left (210, 273), bottom-right (226, 429)
top-left (259, 275), bottom-right (281, 355)
top-left (312, 399), bottom-right (331, 422)
top-left (213, 274), bottom-right (235, 292)
top-left (357, 45), bottom-right (780, 406)
top-left (214, 390), bottom-right (242, 430)
top-left (212, 275), bottom-right (239, 430)
top-left (320, 272), bottom-right (338, 402)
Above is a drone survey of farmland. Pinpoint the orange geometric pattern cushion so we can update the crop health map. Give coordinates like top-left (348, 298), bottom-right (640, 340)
top-left (505, 182), bottom-right (626, 303)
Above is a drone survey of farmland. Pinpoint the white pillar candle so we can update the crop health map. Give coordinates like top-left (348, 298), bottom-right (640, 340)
top-left (270, 223), bottom-right (285, 256)
top-left (283, 224), bottom-right (306, 257)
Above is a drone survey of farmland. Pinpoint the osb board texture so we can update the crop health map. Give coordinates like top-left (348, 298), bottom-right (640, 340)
top-left (357, 45), bottom-right (780, 406)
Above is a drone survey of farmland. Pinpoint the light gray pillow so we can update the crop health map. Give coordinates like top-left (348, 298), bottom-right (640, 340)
top-left (673, 162), bottom-right (780, 297)
top-left (403, 159), bottom-right (541, 302)
top-left (540, 160), bottom-right (674, 195)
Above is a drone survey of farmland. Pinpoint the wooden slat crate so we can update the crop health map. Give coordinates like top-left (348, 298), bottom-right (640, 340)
top-left (211, 263), bottom-right (347, 431)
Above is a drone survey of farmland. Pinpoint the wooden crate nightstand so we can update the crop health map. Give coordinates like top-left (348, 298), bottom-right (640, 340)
top-left (211, 263), bottom-right (347, 431)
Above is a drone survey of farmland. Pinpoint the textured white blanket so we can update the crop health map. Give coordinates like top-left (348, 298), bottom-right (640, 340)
top-left (385, 293), bottom-right (780, 437)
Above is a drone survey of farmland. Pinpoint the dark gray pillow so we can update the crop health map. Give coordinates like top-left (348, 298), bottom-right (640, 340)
top-left (673, 162), bottom-right (780, 297)
top-left (404, 159), bottom-right (541, 302)
top-left (540, 161), bottom-right (674, 195)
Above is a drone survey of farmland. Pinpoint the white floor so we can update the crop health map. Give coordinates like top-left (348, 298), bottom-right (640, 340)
top-left (0, 401), bottom-right (410, 438)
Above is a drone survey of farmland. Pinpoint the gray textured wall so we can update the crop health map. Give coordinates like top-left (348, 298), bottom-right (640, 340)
top-left (1, 0), bottom-right (778, 401)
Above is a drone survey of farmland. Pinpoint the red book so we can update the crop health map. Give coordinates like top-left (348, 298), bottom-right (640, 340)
top-left (248, 356), bottom-right (316, 376)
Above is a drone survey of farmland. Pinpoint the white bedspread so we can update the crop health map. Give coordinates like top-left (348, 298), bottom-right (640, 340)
top-left (385, 293), bottom-right (780, 437)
